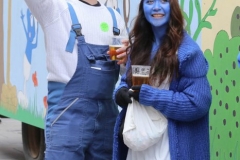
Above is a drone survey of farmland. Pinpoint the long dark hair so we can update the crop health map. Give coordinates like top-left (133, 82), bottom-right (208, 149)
top-left (126, 0), bottom-right (184, 86)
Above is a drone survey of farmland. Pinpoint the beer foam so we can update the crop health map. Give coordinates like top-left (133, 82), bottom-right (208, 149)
top-left (112, 35), bottom-right (128, 39)
top-left (109, 44), bottom-right (124, 48)
top-left (132, 74), bottom-right (149, 77)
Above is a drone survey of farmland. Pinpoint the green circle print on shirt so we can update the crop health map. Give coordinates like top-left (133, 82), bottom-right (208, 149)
top-left (100, 22), bottom-right (109, 32)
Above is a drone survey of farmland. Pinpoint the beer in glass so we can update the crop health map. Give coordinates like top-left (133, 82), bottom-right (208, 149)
top-left (131, 65), bottom-right (151, 86)
top-left (108, 36), bottom-right (126, 60)
top-left (109, 45), bottom-right (123, 60)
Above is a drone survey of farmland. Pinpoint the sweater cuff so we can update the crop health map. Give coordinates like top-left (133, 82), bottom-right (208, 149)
top-left (139, 84), bottom-right (172, 109)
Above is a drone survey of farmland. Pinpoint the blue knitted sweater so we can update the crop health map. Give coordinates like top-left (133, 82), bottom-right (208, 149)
top-left (113, 32), bottom-right (212, 160)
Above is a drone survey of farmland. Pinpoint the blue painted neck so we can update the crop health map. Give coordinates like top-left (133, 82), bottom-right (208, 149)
top-left (151, 24), bottom-right (168, 45)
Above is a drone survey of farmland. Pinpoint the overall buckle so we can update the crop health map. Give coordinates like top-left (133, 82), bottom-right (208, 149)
top-left (113, 27), bottom-right (120, 35)
top-left (72, 24), bottom-right (82, 37)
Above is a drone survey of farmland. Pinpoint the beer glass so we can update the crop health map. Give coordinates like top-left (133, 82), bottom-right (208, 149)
top-left (109, 36), bottom-right (127, 60)
top-left (131, 65), bottom-right (151, 86)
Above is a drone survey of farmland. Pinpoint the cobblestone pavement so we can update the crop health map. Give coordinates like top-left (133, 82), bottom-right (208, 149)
top-left (0, 118), bottom-right (25, 160)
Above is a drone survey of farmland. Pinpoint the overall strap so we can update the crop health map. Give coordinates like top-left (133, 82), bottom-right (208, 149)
top-left (65, 3), bottom-right (82, 53)
top-left (107, 7), bottom-right (120, 35)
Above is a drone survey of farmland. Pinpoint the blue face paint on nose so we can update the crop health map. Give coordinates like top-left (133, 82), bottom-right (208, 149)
top-left (143, 0), bottom-right (170, 28)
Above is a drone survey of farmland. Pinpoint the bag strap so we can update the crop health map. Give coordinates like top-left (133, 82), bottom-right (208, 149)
top-left (65, 3), bottom-right (120, 53)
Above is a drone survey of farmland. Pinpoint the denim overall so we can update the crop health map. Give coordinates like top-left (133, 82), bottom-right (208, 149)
top-left (45, 4), bottom-right (120, 160)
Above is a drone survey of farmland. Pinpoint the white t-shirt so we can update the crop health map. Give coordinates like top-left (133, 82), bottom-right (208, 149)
top-left (24, 0), bottom-right (127, 83)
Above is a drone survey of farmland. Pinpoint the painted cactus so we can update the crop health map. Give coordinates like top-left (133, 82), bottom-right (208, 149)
top-left (204, 30), bottom-right (240, 159)
top-left (231, 6), bottom-right (240, 38)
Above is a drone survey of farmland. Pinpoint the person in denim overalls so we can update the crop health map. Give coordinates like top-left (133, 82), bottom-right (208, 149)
top-left (45, 3), bottom-right (125, 160)
top-left (24, 0), bottom-right (128, 159)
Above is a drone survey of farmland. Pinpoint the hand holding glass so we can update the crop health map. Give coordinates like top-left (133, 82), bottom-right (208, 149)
top-left (109, 36), bottom-right (127, 61)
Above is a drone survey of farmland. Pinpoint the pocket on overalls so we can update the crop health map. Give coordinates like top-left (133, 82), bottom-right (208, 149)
top-left (50, 97), bottom-right (79, 127)
top-left (47, 97), bottom-right (83, 151)
top-left (86, 61), bottom-right (119, 99)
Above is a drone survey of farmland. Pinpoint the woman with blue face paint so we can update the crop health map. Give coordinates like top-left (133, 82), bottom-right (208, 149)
top-left (113, 0), bottom-right (212, 160)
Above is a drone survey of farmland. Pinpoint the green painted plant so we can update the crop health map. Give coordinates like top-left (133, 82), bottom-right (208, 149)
top-left (0, 104), bottom-right (44, 128)
top-left (180, 0), bottom-right (217, 40)
top-left (204, 30), bottom-right (240, 160)
top-left (231, 6), bottom-right (240, 38)
top-left (204, 6), bottom-right (240, 159)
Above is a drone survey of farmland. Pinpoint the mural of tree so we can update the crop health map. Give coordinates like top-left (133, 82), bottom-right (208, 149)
top-left (0, 0), bottom-right (4, 93)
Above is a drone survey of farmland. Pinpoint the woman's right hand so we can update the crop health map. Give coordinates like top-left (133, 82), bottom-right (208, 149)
top-left (115, 87), bottom-right (132, 107)
top-left (116, 39), bottom-right (129, 65)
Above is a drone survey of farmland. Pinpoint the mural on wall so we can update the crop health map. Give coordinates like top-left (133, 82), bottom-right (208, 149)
top-left (205, 30), bottom-right (240, 160)
top-left (180, 0), bottom-right (217, 41)
top-left (0, 0), bottom-right (18, 113)
top-left (202, 1), bottom-right (240, 159)
top-left (18, 8), bottom-right (39, 109)
top-left (0, 0), bottom-right (47, 128)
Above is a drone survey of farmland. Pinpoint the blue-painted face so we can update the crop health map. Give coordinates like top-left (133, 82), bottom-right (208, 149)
top-left (143, 0), bottom-right (170, 28)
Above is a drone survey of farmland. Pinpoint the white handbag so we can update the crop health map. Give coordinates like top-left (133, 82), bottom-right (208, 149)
top-left (122, 98), bottom-right (167, 151)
